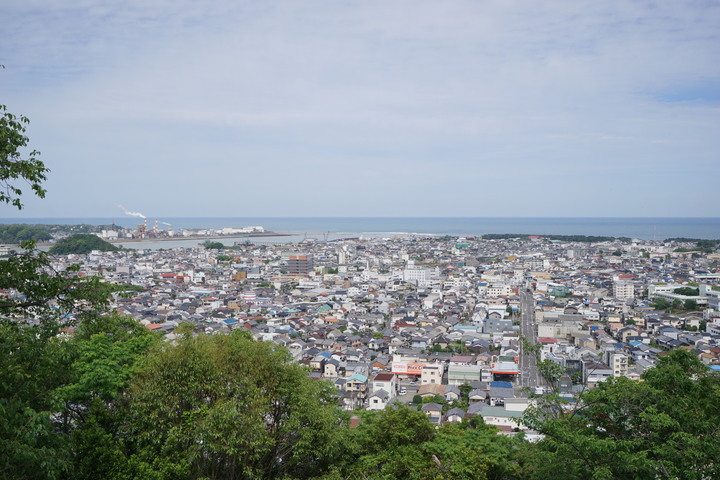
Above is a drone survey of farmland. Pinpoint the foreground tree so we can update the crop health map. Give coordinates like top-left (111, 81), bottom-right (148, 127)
top-left (320, 406), bottom-right (529, 480)
top-left (0, 95), bottom-right (119, 479)
top-left (0, 320), bottom-right (74, 479)
top-left (0, 241), bottom-right (110, 322)
top-left (0, 103), bottom-right (48, 209)
top-left (116, 332), bottom-right (346, 480)
top-left (525, 349), bottom-right (720, 480)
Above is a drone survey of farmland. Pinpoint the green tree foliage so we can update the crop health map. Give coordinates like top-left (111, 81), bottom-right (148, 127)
top-left (667, 238), bottom-right (720, 253)
top-left (49, 234), bottom-right (118, 255)
top-left (673, 287), bottom-right (700, 296)
top-left (684, 299), bottom-right (698, 311)
top-left (652, 297), bottom-right (671, 311)
top-left (537, 360), bottom-right (568, 392)
top-left (0, 224), bottom-right (52, 244)
top-left (60, 315), bottom-right (159, 407)
top-left (0, 241), bottom-right (111, 322)
top-left (203, 241), bottom-right (225, 250)
top-left (0, 320), bottom-right (74, 479)
top-left (0, 98), bottom-right (126, 479)
top-left (526, 350), bottom-right (720, 480)
top-left (0, 314), bottom-right (156, 480)
top-left (421, 423), bottom-right (526, 480)
top-left (60, 315), bottom-right (161, 480)
top-left (323, 407), bottom-right (528, 480)
top-left (0, 104), bottom-right (49, 209)
top-left (326, 405), bottom-right (435, 479)
top-left (482, 234), bottom-right (630, 243)
top-left (118, 332), bottom-right (345, 480)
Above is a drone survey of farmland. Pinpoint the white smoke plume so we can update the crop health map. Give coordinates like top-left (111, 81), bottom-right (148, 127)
top-left (118, 205), bottom-right (146, 219)
top-left (161, 222), bottom-right (172, 227)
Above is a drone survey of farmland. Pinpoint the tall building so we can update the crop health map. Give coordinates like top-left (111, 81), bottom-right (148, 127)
top-left (613, 282), bottom-right (635, 300)
top-left (610, 353), bottom-right (629, 377)
top-left (287, 254), bottom-right (314, 275)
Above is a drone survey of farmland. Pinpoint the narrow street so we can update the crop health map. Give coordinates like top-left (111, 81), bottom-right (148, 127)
top-left (519, 290), bottom-right (539, 390)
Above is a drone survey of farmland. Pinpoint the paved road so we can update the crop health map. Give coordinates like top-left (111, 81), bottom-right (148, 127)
top-left (519, 290), bottom-right (539, 390)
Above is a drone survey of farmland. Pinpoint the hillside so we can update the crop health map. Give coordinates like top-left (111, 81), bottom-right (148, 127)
top-left (49, 233), bottom-right (118, 255)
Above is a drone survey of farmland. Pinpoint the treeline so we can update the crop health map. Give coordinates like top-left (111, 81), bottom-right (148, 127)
top-left (0, 224), bottom-right (52, 243)
top-left (2, 312), bottom-right (718, 480)
top-left (0, 223), bottom-right (120, 244)
top-left (49, 233), bottom-right (118, 254)
top-left (666, 237), bottom-right (720, 253)
top-left (482, 233), bottom-right (631, 243)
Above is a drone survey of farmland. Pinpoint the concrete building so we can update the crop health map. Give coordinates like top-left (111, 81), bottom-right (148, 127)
top-left (613, 282), bottom-right (635, 300)
top-left (421, 364), bottom-right (444, 385)
top-left (287, 254), bottom-right (314, 275)
top-left (610, 353), bottom-right (629, 377)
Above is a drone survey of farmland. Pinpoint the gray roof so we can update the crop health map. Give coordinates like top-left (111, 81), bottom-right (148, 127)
top-left (370, 389), bottom-right (389, 400)
top-left (446, 407), bottom-right (466, 418)
top-left (421, 402), bottom-right (443, 412)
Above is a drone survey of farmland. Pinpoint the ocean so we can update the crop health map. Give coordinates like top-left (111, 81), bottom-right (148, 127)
top-left (1, 217), bottom-right (718, 241)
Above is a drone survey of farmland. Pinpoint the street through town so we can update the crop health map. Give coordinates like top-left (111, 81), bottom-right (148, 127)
top-left (519, 290), bottom-right (539, 390)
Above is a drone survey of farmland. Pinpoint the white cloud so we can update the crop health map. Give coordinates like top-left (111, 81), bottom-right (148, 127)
top-left (1, 0), bottom-right (718, 217)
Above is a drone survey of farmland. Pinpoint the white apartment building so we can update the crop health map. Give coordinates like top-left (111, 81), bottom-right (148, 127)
top-left (421, 364), bottom-right (444, 385)
top-left (613, 282), bottom-right (635, 300)
top-left (487, 284), bottom-right (512, 298)
top-left (610, 353), bottom-right (629, 378)
top-left (402, 262), bottom-right (440, 287)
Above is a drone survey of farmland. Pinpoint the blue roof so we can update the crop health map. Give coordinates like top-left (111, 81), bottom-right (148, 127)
top-left (347, 373), bottom-right (368, 382)
top-left (490, 381), bottom-right (513, 388)
top-left (709, 365), bottom-right (720, 371)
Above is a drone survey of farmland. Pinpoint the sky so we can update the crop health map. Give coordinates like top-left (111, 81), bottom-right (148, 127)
top-left (1, 0), bottom-right (719, 219)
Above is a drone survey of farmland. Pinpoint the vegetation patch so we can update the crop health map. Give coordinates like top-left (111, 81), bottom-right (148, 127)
top-left (49, 234), bottom-right (118, 255)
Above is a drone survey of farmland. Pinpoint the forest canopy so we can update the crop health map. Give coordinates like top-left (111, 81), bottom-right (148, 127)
top-left (49, 233), bottom-right (119, 255)
top-left (0, 224), bottom-right (52, 243)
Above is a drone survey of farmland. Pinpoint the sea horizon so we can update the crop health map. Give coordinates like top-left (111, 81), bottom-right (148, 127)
top-left (1, 216), bottom-right (718, 241)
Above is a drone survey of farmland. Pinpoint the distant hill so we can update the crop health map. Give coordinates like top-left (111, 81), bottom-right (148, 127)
top-left (49, 234), bottom-right (118, 255)
top-left (0, 224), bottom-right (53, 244)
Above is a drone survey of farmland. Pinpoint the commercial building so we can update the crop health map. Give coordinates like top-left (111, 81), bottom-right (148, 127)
top-left (286, 254), bottom-right (314, 275)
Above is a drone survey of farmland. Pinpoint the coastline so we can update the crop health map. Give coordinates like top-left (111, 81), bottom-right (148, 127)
top-left (5, 217), bottom-right (720, 243)
top-left (106, 231), bottom-right (292, 245)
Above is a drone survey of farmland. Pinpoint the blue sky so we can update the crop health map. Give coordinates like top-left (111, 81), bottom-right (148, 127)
top-left (2, 0), bottom-right (719, 218)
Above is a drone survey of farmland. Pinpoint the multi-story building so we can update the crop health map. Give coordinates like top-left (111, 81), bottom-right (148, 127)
top-left (371, 372), bottom-right (397, 397)
top-left (421, 364), bottom-right (444, 385)
top-left (447, 356), bottom-right (482, 385)
top-left (613, 282), bottom-right (635, 300)
top-left (286, 254), bottom-right (314, 275)
top-left (610, 353), bottom-right (629, 377)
